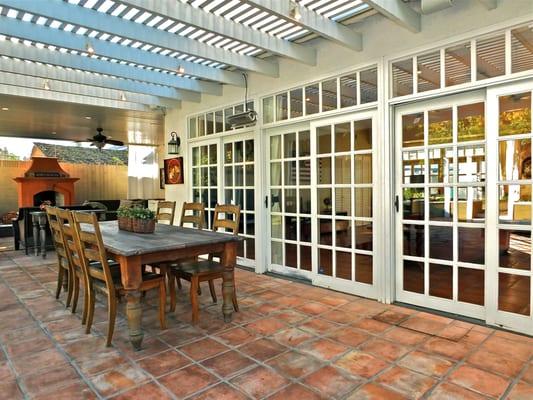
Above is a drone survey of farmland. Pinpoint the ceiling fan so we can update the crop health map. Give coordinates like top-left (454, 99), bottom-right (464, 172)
top-left (81, 127), bottom-right (125, 150)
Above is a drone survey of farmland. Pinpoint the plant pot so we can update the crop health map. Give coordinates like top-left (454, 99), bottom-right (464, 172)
top-left (132, 218), bottom-right (155, 234)
top-left (118, 216), bottom-right (133, 232)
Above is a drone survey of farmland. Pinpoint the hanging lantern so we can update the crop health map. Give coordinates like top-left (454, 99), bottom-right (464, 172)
top-left (167, 131), bottom-right (181, 155)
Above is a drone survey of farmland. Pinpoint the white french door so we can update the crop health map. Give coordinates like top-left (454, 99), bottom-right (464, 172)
top-left (266, 111), bottom-right (379, 299)
top-left (395, 91), bottom-right (487, 320)
top-left (486, 80), bottom-right (533, 335)
top-left (395, 81), bottom-right (533, 335)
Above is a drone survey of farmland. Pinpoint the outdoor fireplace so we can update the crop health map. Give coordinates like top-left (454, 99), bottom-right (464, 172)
top-left (13, 157), bottom-right (79, 207)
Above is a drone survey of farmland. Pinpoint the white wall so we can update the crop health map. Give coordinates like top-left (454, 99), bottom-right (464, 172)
top-left (163, 0), bottom-right (533, 210)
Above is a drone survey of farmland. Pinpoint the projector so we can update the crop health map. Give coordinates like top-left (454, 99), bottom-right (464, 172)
top-left (226, 110), bottom-right (258, 128)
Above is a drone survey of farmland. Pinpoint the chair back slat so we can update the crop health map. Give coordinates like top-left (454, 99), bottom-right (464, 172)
top-left (72, 211), bottom-right (116, 291)
top-left (56, 209), bottom-right (87, 279)
top-left (213, 204), bottom-right (240, 235)
top-left (180, 202), bottom-right (205, 229)
top-left (157, 201), bottom-right (176, 225)
top-left (45, 207), bottom-right (70, 266)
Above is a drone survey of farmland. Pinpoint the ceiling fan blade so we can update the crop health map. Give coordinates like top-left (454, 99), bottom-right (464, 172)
top-left (106, 139), bottom-right (125, 146)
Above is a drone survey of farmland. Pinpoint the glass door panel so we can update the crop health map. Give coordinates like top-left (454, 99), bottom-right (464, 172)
top-left (396, 94), bottom-right (487, 319)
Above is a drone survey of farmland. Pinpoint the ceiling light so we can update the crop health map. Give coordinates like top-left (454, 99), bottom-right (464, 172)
top-left (85, 116), bottom-right (92, 120)
top-left (177, 64), bottom-right (185, 74)
top-left (43, 80), bottom-right (50, 90)
top-left (289, 0), bottom-right (302, 21)
top-left (85, 41), bottom-right (95, 54)
top-left (1, 107), bottom-right (8, 111)
top-left (119, 92), bottom-right (127, 101)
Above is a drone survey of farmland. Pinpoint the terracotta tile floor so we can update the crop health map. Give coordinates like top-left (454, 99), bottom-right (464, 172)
top-left (0, 249), bottom-right (532, 399)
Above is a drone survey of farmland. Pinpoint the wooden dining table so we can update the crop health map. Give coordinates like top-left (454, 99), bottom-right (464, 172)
top-left (97, 221), bottom-right (242, 350)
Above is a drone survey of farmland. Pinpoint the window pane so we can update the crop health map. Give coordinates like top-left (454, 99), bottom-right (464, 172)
top-left (402, 113), bottom-right (424, 147)
top-left (476, 34), bottom-right (505, 80)
top-left (500, 230), bottom-right (531, 271)
top-left (270, 135), bottom-right (281, 159)
top-left (355, 188), bottom-right (372, 218)
top-left (393, 58), bottom-right (413, 97)
top-left (417, 51), bottom-right (441, 93)
top-left (404, 224), bottom-right (424, 257)
top-left (403, 150), bottom-right (425, 184)
top-left (404, 260), bottom-right (424, 293)
top-left (445, 42), bottom-right (471, 87)
top-left (336, 251), bottom-right (352, 280)
top-left (354, 119), bottom-right (372, 151)
top-left (403, 188), bottom-right (425, 220)
top-left (276, 92), bottom-right (288, 121)
top-left (305, 84), bottom-right (319, 115)
top-left (498, 139), bottom-right (531, 181)
top-left (335, 156), bottom-right (351, 184)
top-left (334, 122), bottom-right (351, 153)
top-left (354, 154), bottom-right (372, 184)
top-left (458, 227), bottom-right (485, 264)
top-left (429, 147), bottom-right (454, 183)
top-left (322, 79), bottom-right (338, 112)
top-left (317, 126), bottom-right (331, 154)
top-left (429, 186), bottom-right (454, 222)
top-left (457, 186), bottom-right (485, 222)
top-left (317, 157), bottom-right (331, 184)
top-left (458, 267), bottom-right (484, 305)
top-left (224, 107), bottom-right (233, 131)
top-left (457, 145), bottom-right (485, 183)
top-left (189, 117), bottom-right (197, 138)
top-left (512, 26), bottom-right (533, 74)
top-left (360, 67), bottom-right (377, 103)
top-left (458, 102), bottom-right (485, 142)
top-left (335, 187), bottom-right (351, 216)
top-left (206, 112), bottom-right (214, 135)
top-left (263, 96), bottom-right (274, 124)
top-left (299, 130), bottom-right (310, 157)
top-left (429, 264), bottom-right (452, 299)
top-left (318, 248), bottom-right (332, 276)
top-left (428, 108), bottom-right (452, 145)
top-left (290, 88), bottom-right (303, 118)
top-left (198, 114), bottom-right (206, 136)
top-left (215, 110), bottom-right (223, 133)
top-left (340, 74), bottom-right (357, 108)
top-left (499, 185), bottom-right (531, 224)
top-left (429, 226), bottom-right (453, 261)
top-left (499, 93), bottom-right (531, 136)
top-left (499, 273), bottom-right (530, 316)
top-left (284, 132), bottom-right (297, 158)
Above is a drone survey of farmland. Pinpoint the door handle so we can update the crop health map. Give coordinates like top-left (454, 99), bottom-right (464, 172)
top-left (395, 195), bottom-right (399, 212)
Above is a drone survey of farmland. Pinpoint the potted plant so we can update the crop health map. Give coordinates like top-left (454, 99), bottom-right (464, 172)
top-left (117, 207), bottom-right (133, 231)
top-left (131, 207), bottom-right (156, 234)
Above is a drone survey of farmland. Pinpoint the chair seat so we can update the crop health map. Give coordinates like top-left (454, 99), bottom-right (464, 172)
top-left (173, 259), bottom-right (225, 277)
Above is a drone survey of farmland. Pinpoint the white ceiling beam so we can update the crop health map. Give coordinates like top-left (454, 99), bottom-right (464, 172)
top-left (477, 0), bottom-right (497, 10)
top-left (0, 59), bottom-right (181, 109)
top-left (0, 70), bottom-right (180, 110)
top-left (0, 83), bottom-right (151, 112)
top-left (0, 40), bottom-right (199, 103)
top-left (361, 0), bottom-right (420, 33)
top-left (121, 0), bottom-right (316, 66)
top-left (2, 0), bottom-right (277, 78)
top-left (0, 16), bottom-right (221, 96)
top-left (244, 0), bottom-right (362, 51)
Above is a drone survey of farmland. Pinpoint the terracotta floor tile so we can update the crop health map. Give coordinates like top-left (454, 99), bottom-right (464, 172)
top-left (194, 383), bottom-right (249, 400)
top-left (507, 381), bottom-right (533, 400)
top-left (271, 327), bottom-right (315, 347)
top-left (360, 338), bottom-right (410, 362)
top-left (230, 366), bottom-right (288, 398)
top-left (268, 383), bottom-right (323, 400)
top-left (159, 365), bottom-right (218, 398)
top-left (382, 326), bottom-right (430, 347)
top-left (296, 301), bottom-right (332, 316)
top-left (5, 336), bottom-right (55, 359)
top-left (22, 364), bottom-right (82, 397)
top-left (351, 318), bottom-right (391, 334)
top-left (244, 316), bottom-right (288, 336)
top-left (303, 365), bottom-right (363, 399)
top-left (201, 350), bottom-right (256, 378)
top-left (89, 363), bottom-right (151, 397)
top-left (272, 309), bottom-right (309, 324)
top-left (480, 336), bottom-right (533, 362)
top-left (376, 366), bottom-right (436, 399)
top-left (298, 338), bottom-right (349, 361)
top-left (0, 380), bottom-right (24, 400)
top-left (179, 337), bottom-right (229, 361)
top-left (10, 348), bottom-right (68, 376)
top-left (321, 309), bottom-right (358, 324)
top-left (266, 350), bottom-right (323, 378)
top-left (239, 338), bottom-right (287, 361)
top-left (335, 350), bottom-right (390, 378)
top-left (398, 350), bottom-right (454, 378)
top-left (213, 326), bottom-right (258, 347)
top-left (448, 364), bottom-right (510, 398)
top-left (374, 310), bottom-right (411, 325)
top-left (422, 337), bottom-right (472, 360)
top-left (427, 382), bottom-right (489, 400)
top-left (460, 330), bottom-right (490, 346)
top-left (467, 349), bottom-right (525, 378)
top-left (0, 362), bottom-right (15, 381)
top-left (346, 383), bottom-right (407, 400)
top-left (273, 295), bottom-right (307, 308)
top-left (326, 326), bottom-right (370, 347)
top-left (400, 316), bottom-right (449, 336)
top-left (76, 349), bottom-right (130, 377)
top-left (299, 318), bottom-right (339, 335)
top-left (157, 325), bottom-right (205, 347)
top-left (35, 381), bottom-right (97, 400)
top-left (112, 382), bottom-right (172, 400)
top-left (137, 349), bottom-right (190, 377)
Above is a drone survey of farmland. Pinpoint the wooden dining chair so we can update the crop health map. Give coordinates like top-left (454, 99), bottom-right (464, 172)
top-left (71, 210), bottom-right (167, 346)
top-left (156, 201), bottom-right (176, 225)
top-left (170, 204), bottom-right (240, 324)
top-left (45, 206), bottom-right (73, 307)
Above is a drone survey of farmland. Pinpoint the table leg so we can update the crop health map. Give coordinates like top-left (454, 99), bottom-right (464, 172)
top-left (39, 218), bottom-right (47, 259)
top-left (32, 218), bottom-right (39, 257)
top-left (117, 255), bottom-right (144, 350)
top-left (221, 241), bottom-right (237, 323)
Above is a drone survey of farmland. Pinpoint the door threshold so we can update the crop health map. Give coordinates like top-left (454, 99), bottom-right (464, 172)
top-left (264, 271), bottom-right (312, 285)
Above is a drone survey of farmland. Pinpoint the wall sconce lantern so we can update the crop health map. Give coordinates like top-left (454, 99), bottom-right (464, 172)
top-left (167, 131), bottom-right (181, 155)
